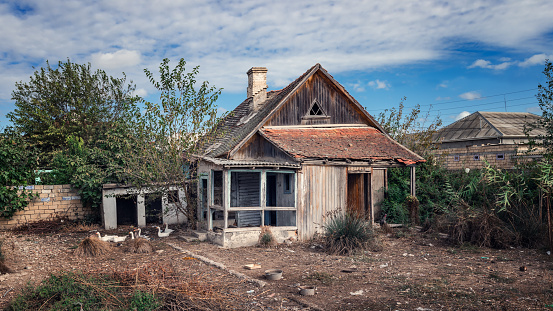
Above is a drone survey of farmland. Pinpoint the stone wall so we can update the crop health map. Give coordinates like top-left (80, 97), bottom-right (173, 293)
top-left (0, 184), bottom-right (94, 229)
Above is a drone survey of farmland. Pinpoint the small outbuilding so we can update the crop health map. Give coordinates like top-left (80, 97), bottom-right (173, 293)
top-left (197, 64), bottom-right (424, 247)
top-left (433, 111), bottom-right (545, 170)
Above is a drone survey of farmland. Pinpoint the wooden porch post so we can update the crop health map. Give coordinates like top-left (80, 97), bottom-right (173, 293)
top-left (223, 170), bottom-right (229, 229)
top-left (410, 166), bottom-right (416, 197)
top-left (260, 170), bottom-right (267, 226)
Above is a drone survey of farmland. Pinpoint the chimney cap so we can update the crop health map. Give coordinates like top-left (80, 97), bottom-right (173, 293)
top-left (247, 67), bottom-right (268, 74)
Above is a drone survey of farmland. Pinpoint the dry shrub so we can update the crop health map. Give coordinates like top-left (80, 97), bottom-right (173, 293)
top-left (435, 203), bottom-right (519, 248)
top-left (125, 238), bottom-right (153, 254)
top-left (258, 226), bottom-right (277, 247)
top-left (405, 195), bottom-right (420, 225)
top-left (74, 235), bottom-right (111, 257)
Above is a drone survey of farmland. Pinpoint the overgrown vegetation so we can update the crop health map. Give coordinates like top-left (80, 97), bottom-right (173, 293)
top-left (3, 58), bottom-right (224, 222)
top-left (322, 210), bottom-right (377, 255)
top-left (378, 61), bottom-right (553, 249)
top-left (6, 263), bottom-right (251, 311)
top-left (5, 271), bottom-right (159, 311)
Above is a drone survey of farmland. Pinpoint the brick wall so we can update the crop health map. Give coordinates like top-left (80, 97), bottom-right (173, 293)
top-left (0, 184), bottom-right (95, 229)
top-left (434, 144), bottom-right (525, 170)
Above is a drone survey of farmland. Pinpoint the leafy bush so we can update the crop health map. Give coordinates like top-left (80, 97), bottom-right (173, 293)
top-left (0, 127), bottom-right (38, 219)
top-left (323, 211), bottom-right (376, 255)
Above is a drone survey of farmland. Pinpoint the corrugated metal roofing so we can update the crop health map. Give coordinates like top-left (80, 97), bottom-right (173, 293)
top-left (260, 127), bottom-right (425, 164)
top-left (435, 111), bottom-right (544, 142)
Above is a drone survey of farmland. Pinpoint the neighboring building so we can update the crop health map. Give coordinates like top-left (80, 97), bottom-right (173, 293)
top-left (196, 64), bottom-right (424, 247)
top-left (433, 111), bottom-right (545, 170)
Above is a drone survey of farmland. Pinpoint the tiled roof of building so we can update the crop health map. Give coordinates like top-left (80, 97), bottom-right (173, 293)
top-left (259, 126), bottom-right (425, 165)
top-left (435, 111), bottom-right (545, 142)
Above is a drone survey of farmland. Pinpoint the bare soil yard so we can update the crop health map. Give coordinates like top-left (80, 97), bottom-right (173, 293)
top-left (0, 225), bottom-right (552, 310)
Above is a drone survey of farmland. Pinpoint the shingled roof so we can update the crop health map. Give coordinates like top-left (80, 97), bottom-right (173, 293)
top-left (260, 126), bottom-right (425, 165)
top-left (204, 64), bottom-right (384, 158)
top-left (435, 111), bottom-right (544, 143)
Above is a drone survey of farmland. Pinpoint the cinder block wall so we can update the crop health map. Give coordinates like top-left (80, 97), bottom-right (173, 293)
top-left (434, 144), bottom-right (520, 170)
top-left (0, 184), bottom-right (94, 229)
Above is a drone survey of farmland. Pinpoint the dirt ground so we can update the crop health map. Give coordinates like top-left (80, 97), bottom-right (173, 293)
top-left (0, 225), bottom-right (552, 310)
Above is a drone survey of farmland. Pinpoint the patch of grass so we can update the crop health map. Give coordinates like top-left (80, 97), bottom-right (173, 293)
top-left (304, 271), bottom-right (335, 285)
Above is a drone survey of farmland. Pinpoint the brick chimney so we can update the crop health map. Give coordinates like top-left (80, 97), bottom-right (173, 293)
top-left (247, 67), bottom-right (268, 112)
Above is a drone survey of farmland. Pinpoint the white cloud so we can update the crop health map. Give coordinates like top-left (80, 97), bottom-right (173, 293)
top-left (459, 91), bottom-right (481, 100)
top-left (438, 81), bottom-right (448, 88)
top-left (91, 50), bottom-right (142, 70)
top-left (454, 111), bottom-right (471, 121)
top-left (1, 0), bottom-right (553, 123)
top-left (468, 59), bottom-right (512, 70)
top-left (133, 88), bottom-right (148, 98)
top-left (368, 79), bottom-right (391, 90)
top-left (519, 53), bottom-right (553, 67)
top-left (436, 96), bottom-right (451, 101)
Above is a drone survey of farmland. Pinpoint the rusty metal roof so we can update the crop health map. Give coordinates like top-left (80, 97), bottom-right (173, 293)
top-left (259, 126), bottom-right (425, 165)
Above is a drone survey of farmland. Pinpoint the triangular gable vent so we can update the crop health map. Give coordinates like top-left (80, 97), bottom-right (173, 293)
top-left (308, 99), bottom-right (326, 116)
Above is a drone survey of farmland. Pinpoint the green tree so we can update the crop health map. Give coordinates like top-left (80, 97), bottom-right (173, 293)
top-left (376, 97), bottom-right (442, 157)
top-left (8, 60), bottom-right (138, 165)
top-left (123, 58), bottom-right (224, 228)
top-left (0, 127), bottom-right (38, 218)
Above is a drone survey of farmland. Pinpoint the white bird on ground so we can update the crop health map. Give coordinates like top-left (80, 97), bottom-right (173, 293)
top-left (134, 228), bottom-right (150, 240)
top-left (155, 226), bottom-right (171, 237)
top-left (96, 232), bottom-right (116, 242)
top-left (163, 223), bottom-right (174, 234)
top-left (129, 231), bottom-right (135, 239)
top-left (111, 234), bottom-right (128, 243)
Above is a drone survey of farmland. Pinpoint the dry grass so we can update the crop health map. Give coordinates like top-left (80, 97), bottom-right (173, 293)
top-left (74, 235), bottom-right (112, 257)
top-left (125, 238), bottom-right (153, 254)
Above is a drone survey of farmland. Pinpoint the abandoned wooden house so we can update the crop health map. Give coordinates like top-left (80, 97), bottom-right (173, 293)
top-left (433, 111), bottom-right (545, 170)
top-left (197, 64), bottom-right (425, 247)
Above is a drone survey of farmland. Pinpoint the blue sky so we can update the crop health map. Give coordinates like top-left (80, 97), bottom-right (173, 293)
top-left (1, 0), bottom-right (553, 128)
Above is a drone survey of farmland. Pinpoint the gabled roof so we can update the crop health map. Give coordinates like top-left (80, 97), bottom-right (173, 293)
top-left (205, 64), bottom-right (384, 158)
top-left (260, 126), bottom-right (425, 165)
top-left (435, 111), bottom-right (545, 143)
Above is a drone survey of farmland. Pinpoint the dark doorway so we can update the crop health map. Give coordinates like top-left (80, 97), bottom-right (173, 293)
top-left (145, 194), bottom-right (163, 225)
top-left (347, 173), bottom-right (371, 219)
top-left (266, 173), bottom-right (277, 207)
top-left (116, 195), bottom-right (137, 225)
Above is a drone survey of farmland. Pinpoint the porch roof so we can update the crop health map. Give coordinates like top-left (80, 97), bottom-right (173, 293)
top-left (201, 156), bottom-right (301, 168)
top-left (259, 126), bottom-right (425, 165)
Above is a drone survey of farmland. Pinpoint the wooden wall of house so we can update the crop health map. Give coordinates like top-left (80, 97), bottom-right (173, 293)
top-left (371, 168), bottom-right (387, 220)
top-left (297, 165), bottom-right (347, 240)
top-left (233, 133), bottom-right (294, 161)
top-left (265, 72), bottom-right (368, 127)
